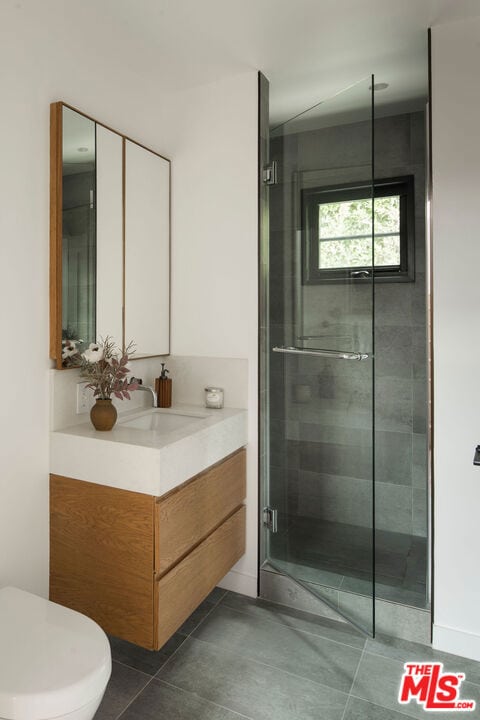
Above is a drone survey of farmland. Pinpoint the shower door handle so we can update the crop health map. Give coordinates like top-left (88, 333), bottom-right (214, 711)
top-left (272, 346), bottom-right (370, 361)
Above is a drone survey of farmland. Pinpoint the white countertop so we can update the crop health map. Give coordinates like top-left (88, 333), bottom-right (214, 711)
top-left (50, 404), bottom-right (248, 496)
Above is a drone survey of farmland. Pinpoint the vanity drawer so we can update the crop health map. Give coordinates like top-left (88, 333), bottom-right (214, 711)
top-left (155, 504), bottom-right (246, 649)
top-left (155, 448), bottom-right (246, 575)
top-left (50, 474), bottom-right (155, 649)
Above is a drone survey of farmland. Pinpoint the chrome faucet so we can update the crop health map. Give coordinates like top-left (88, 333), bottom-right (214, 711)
top-left (130, 377), bottom-right (159, 408)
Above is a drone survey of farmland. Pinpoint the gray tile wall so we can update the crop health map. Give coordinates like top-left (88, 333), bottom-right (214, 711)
top-left (269, 111), bottom-right (428, 538)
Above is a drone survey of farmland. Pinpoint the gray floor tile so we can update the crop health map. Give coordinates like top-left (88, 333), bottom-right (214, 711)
top-left (279, 516), bottom-right (426, 589)
top-left (352, 674), bottom-right (480, 720)
top-left (274, 558), bottom-right (345, 589)
top-left (375, 551), bottom-right (407, 581)
top-left (156, 637), bottom-right (348, 720)
top-left (109, 632), bottom-right (186, 675)
top-left (350, 652), bottom-right (480, 720)
top-left (341, 573), bottom-right (393, 596)
top-left (94, 661), bottom-right (151, 720)
top-left (366, 633), bottom-right (480, 686)
top-left (205, 586), bottom-right (229, 604)
top-left (191, 603), bottom-right (361, 693)
top-left (351, 652), bottom-right (418, 718)
top-left (220, 591), bottom-right (365, 649)
top-left (377, 586), bottom-right (427, 609)
top-left (376, 528), bottom-right (412, 554)
top-left (343, 696), bottom-right (412, 720)
top-left (120, 680), bottom-right (250, 720)
top-left (340, 576), bottom-right (425, 608)
top-left (177, 588), bottom-right (227, 636)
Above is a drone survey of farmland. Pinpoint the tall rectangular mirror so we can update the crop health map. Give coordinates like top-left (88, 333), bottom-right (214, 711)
top-left (125, 140), bottom-right (170, 356)
top-left (61, 108), bottom-right (97, 350)
top-left (50, 102), bottom-right (171, 368)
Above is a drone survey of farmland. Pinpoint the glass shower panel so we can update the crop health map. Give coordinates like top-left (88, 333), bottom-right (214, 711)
top-left (265, 78), bottom-right (375, 634)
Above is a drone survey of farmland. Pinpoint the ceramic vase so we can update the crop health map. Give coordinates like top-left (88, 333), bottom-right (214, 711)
top-left (90, 398), bottom-right (117, 431)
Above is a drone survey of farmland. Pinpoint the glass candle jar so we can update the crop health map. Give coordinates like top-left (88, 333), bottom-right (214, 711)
top-left (205, 386), bottom-right (224, 409)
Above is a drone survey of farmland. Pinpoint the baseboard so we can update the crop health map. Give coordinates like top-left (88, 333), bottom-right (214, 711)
top-left (218, 569), bottom-right (257, 597)
top-left (433, 623), bottom-right (480, 661)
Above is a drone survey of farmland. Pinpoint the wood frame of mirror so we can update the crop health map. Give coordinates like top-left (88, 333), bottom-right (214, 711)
top-left (50, 101), bottom-right (171, 369)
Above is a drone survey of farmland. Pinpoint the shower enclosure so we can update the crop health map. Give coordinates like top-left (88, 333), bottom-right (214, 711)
top-left (259, 75), bottom-right (430, 636)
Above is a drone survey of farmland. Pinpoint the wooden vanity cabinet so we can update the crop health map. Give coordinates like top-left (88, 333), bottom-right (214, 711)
top-left (50, 448), bottom-right (246, 650)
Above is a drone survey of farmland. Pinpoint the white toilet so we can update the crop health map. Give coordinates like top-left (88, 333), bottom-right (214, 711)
top-left (0, 587), bottom-right (111, 720)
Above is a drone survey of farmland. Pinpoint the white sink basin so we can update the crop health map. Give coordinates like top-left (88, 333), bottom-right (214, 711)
top-left (120, 410), bottom-right (207, 433)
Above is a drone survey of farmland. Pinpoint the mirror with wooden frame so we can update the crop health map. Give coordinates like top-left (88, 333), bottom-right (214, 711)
top-left (50, 102), bottom-right (171, 369)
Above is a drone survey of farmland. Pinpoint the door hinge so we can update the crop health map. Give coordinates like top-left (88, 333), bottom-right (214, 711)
top-left (262, 161), bottom-right (277, 186)
top-left (263, 506), bottom-right (278, 532)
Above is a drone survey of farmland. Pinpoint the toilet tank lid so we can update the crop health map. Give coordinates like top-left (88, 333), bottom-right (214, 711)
top-left (0, 587), bottom-right (111, 720)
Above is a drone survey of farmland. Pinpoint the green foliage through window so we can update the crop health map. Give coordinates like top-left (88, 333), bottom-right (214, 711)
top-left (318, 196), bottom-right (401, 269)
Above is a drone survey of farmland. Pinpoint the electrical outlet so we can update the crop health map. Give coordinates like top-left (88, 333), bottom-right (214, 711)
top-left (76, 382), bottom-right (93, 414)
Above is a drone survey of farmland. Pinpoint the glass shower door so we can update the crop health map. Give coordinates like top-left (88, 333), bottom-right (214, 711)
top-left (262, 78), bottom-right (376, 634)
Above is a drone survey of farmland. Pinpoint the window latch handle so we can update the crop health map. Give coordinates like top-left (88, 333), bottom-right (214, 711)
top-left (350, 270), bottom-right (371, 278)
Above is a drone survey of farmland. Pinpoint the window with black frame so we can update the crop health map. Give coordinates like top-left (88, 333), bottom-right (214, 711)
top-left (302, 176), bottom-right (415, 283)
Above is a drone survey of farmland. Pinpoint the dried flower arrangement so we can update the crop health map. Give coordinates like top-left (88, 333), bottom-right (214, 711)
top-left (63, 336), bottom-right (139, 400)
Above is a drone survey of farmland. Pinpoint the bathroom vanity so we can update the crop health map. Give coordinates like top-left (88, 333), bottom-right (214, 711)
top-left (48, 100), bottom-right (248, 651)
top-left (49, 406), bottom-right (247, 650)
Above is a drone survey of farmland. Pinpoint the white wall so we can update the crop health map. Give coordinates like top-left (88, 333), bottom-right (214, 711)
top-left (169, 74), bottom-right (259, 595)
top-left (0, 3), bottom-right (172, 597)
top-left (432, 16), bottom-right (480, 661)
top-left (0, 1), bottom-right (258, 598)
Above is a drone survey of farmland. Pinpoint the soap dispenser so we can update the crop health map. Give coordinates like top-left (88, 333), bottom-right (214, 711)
top-left (155, 363), bottom-right (172, 408)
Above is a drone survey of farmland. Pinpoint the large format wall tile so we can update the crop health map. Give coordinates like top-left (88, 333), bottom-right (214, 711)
top-left (376, 483), bottom-right (413, 535)
top-left (299, 440), bottom-right (372, 479)
top-left (412, 433), bottom-right (428, 488)
top-left (292, 458), bottom-right (415, 535)
top-left (375, 326), bottom-right (413, 379)
top-left (296, 470), bottom-right (372, 527)
top-left (375, 430), bottom-right (412, 486)
top-left (412, 486), bottom-right (428, 537)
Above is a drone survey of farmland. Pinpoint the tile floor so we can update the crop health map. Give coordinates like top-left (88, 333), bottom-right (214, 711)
top-left (95, 588), bottom-right (479, 720)
top-left (271, 516), bottom-right (428, 608)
